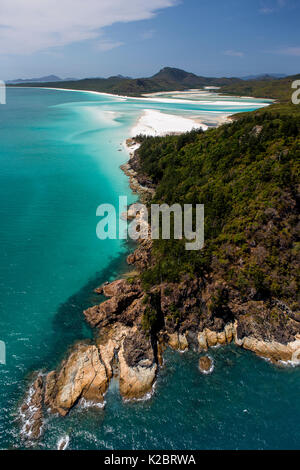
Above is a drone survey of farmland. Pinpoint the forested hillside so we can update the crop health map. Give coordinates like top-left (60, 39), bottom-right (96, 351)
top-left (134, 107), bottom-right (300, 316)
top-left (220, 74), bottom-right (300, 102)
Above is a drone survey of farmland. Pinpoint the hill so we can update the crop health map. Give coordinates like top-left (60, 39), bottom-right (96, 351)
top-left (242, 73), bottom-right (286, 81)
top-left (9, 67), bottom-right (242, 96)
top-left (9, 67), bottom-right (300, 103)
top-left (220, 74), bottom-right (300, 103)
top-left (123, 105), bottom-right (300, 360)
top-left (7, 75), bottom-right (64, 84)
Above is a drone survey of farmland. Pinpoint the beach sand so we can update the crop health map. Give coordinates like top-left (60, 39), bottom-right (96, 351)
top-left (130, 109), bottom-right (208, 137)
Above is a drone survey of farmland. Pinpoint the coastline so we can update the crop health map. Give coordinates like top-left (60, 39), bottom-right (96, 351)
top-left (12, 85), bottom-right (272, 107)
top-left (129, 109), bottom-right (208, 137)
top-left (26, 85), bottom-right (267, 132)
top-left (18, 87), bottom-right (299, 446)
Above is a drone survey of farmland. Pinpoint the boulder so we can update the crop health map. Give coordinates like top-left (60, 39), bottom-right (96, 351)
top-left (45, 343), bottom-right (108, 416)
top-left (167, 332), bottom-right (188, 351)
top-left (206, 329), bottom-right (218, 347)
top-left (119, 329), bottom-right (157, 399)
top-left (199, 356), bottom-right (213, 374)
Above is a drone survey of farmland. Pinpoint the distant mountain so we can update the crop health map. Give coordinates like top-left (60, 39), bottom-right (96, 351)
top-left (151, 67), bottom-right (241, 88)
top-left (5, 67), bottom-right (247, 96)
top-left (242, 73), bottom-right (287, 81)
top-left (7, 75), bottom-right (78, 84)
top-left (108, 74), bottom-right (132, 80)
top-left (152, 67), bottom-right (200, 83)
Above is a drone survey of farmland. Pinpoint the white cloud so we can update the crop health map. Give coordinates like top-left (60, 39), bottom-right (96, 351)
top-left (96, 40), bottom-right (124, 51)
top-left (141, 29), bottom-right (156, 40)
top-left (0, 0), bottom-right (178, 55)
top-left (276, 47), bottom-right (300, 56)
top-left (259, 0), bottom-right (288, 14)
top-left (259, 7), bottom-right (275, 14)
top-left (224, 50), bottom-right (244, 58)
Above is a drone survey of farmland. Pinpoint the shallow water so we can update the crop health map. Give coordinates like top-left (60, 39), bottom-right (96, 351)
top-left (0, 88), bottom-right (298, 450)
top-left (38, 347), bottom-right (300, 450)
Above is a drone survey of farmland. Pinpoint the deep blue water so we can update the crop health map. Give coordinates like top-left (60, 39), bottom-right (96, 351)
top-left (0, 88), bottom-right (298, 450)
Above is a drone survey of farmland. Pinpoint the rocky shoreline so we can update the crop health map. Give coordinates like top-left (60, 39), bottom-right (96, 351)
top-left (20, 136), bottom-right (300, 442)
top-left (120, 138), bottom-right (155, 203)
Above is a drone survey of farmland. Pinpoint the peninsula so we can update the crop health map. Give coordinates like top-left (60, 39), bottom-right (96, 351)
top-left (20, 76), bottom-right (300, 441)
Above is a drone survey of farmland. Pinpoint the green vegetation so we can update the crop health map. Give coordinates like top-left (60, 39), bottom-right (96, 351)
top-left (14, 66), bottom-right (299, 314)
top-left (220, 74), bottom-right (300, 103)
top-left (11, 67), bottom-right (299, 104)
top-left (10, 67), bottom-right (242, 97)
top-left (10, 65), bottom-right (299, 106)
top-left (137, 106), bottom-right (300, 308)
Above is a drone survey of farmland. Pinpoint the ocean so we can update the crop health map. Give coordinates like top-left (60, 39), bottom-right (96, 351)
top-left (0, 87), bottom-right (298, 450)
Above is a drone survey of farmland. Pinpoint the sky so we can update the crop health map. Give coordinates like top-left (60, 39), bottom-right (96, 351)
top-left (0, 0), bottom-right (300, 80)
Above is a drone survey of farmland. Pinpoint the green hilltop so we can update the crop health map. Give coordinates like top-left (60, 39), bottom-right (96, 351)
top-left (10, 67), bottom-right (241, 96)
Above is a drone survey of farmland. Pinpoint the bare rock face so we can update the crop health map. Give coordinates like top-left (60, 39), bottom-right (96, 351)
top-left (197, 324), bottom-right (235, 352)
top-left (46, 278), bottom-right (157, 414)
top-left (103, 279), bottom-right (133, 298)
top-left (119, 329), bottom-right (157, 399)
top-left (43, 322), bottom-right (158, 417)
top-left (199, 356), bottom-right (213, 374)
top-left (206, 330), bottom-right (218, 347)
top-left (198, 331), bottom-right (208, 351)
top-left (126, 239), bottom-right (153, 270)
top-left (195, 320), bottom-right (300, 365)
top-left (234, 302), bottom-right (300, 345)
top-left (167, 332), bottom-right (189, 351)
top-left (84, 292), bottom-right (139, 328)
top-left (97, 324), bottom-right (157, 400)
top-left (45, 343), bottom-right (108, 416)
top-left (239, 334), bottom-right (300, 363)
top-left (84, 280), bottom-right (142, 328)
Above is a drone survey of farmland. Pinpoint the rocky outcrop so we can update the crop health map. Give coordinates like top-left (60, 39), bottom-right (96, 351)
top-left (119, 329), bottom-right (157, 399)
top-left (102, 279), bottom-right (134, 298)
top-left (21, 249), bottom-right (300, 439)
top-left (233, 303), bottom-right (300, 345)
top-left (121, 139), bottom-right (155, 203)
top-left (197, 324), bottom-right (235, 351)
top-left (195, 321), bottom-right (300, 364)
top-left (236, 331), bottom-right (300, 363)
top-left (38, 313), bottom-right (158, 417)
top-left (127, 238), bottom-right (153, 270)
top-left (167, 332), bottom-right (189, 351)
top-left (199, 356), bottom-right (213, 374)
top-left (87, 272), bottom-right (300, 373)
top-left (83, 280), bottom-right (142, 328)
top-left (44, 343), bottom-right (108, 416)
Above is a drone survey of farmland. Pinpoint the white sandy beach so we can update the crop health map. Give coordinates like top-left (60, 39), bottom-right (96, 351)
top-left (130, 109), bottom-right (208, 137)
top-left (28, 86), bottom-right (271, 108)
top-left (19, 85), bottom-right (270, 139)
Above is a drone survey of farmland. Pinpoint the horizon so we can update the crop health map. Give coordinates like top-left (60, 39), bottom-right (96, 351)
top-left (4, 67), bottom-right (295, 83)
top-left (1, 0), bottom-right (300, 81)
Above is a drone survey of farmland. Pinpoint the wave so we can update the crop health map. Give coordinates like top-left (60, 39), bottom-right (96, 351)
top-left (57, 434), bottom-right (70, 450)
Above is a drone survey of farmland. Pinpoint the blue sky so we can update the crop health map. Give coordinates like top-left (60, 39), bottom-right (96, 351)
top-left (1, 0), bottom-right (300, 80)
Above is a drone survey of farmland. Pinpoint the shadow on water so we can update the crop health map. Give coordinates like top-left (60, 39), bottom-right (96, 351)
top-left (35, 239), bottom-right (137, 371)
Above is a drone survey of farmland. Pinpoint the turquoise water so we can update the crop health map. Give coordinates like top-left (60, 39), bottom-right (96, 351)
top-left (0, 88), bottom-right (298, 450)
